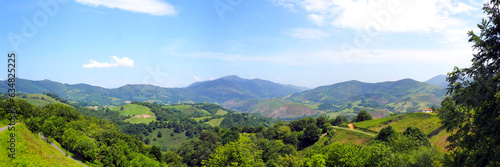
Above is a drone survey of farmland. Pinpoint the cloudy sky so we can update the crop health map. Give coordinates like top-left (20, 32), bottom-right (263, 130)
top-left (0, 0), bottom-right (486, 88)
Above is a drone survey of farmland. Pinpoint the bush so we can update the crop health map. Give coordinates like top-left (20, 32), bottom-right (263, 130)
top-left (376, 126), bottom-right (397, 142)
top-left (403, 127), bottom-right (431, 147)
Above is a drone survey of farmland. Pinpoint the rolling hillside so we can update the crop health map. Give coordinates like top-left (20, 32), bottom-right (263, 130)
top-left (222, 78), bottom-right (446, 119)
top-left (288, 79), bottom-right (445, 105)
top-left (0, 123), bottom-right (84, 167)
top-left (352, 112), bottom-right (451, 152)
top-left (187, 75), bottom-right (307, 102)
top-left (0, 76), bottom-right (305, 107)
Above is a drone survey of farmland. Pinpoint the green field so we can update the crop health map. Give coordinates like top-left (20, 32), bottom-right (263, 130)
top-left (215, 109), bottom-right (228, 115)
top-left (123, 117), bottom-right (157, 124)
top-left (354, 112), bottom-right (440, 134)
top-left (328, 128), bottom-right (374, 145)
top-left (192, 116), bottom-right (212, 122)
top-left (163, 105), bottom-right (211, 116)
top-left (353, 112), bottom-right (450, 152)
top-left (21, 94), bottom-right (63, 107)
top-left (145, 128), bottom-right (189, 150)
top-left (111, 104), bottom-right (150, 116)
top-left (0, 123), bottom-right (83, 167)
top-left (205, 118), bottom-right (224, 127)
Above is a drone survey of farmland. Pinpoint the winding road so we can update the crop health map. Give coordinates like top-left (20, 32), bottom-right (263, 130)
top-left (332, 126), bottom-right (377, 137)
top-left (0, 124), bottom-right (88, 167)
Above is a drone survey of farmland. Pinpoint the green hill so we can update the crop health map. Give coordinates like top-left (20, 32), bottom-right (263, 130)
top-left (111, 104), bottom-right (151, 116)
top-left (353, 112), bottom-right (450, 152)
top-left (0, 76), bottom-right (305, 107)
top-left (0, 123), bottom-right (84, 167)
top-left (20, 93), bottom-right (60, 107)
top-left (223, 98), bottom-right (318, 119)
top-left (288, 79), bottom-right (445, 107)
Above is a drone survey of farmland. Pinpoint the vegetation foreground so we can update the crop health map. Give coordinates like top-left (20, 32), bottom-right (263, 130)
top-left (3, 0), bottom-right (500, 166)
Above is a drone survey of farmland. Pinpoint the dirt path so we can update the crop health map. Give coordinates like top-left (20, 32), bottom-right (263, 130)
top-left (319, 133), bottom-right (328, 139)
top-left (38, 133), bottom-right (88, 167)
top-left (0, 125), bottom-right (9, 133)
top-left (332, 126), bottom-right (376, 137)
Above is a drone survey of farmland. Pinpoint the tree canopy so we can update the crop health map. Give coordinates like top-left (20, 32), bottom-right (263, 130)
top-left (441, 0), bottom-right (500, 165)
top-left (352, 110), bottom-right (373, 123)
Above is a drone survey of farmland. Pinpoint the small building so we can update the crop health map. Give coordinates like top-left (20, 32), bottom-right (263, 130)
top-left (422, 109), bottom-right (433, 113)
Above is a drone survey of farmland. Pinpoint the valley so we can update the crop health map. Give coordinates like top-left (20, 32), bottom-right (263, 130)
top-left (3, 75), bottom-right (447, 121)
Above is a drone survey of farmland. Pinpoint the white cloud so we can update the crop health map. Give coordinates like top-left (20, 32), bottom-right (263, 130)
top-left (270, 0), bottom-right (301, 11)
top-left (307, 14), bottom-right (325, 26)
top-left (193, 75), bottom-right (202, 81)
top-left (75, 0), bottom-right (178, 16)
top-left (271, 0), bottom-right (479, 33)
top-left (284, 28), bottom-right (330, 39)
top-left (179, 47), bottom-right (472, 67)
top-left (83, 56), bottom-right (134, 68)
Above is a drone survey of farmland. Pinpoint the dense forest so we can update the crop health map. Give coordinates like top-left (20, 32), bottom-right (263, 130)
top-left (0, 95), bottom-right (445, 166)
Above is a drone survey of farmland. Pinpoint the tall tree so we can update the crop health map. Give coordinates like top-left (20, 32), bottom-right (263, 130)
top-left (443, 1), bottom-right (500, 165)
top-left (352, 110), bottom-right (373, 123)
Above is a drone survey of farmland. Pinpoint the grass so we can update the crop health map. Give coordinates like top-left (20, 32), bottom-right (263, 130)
top-left (205, 118), bottom-right (224, 127)
top-left (123, 117), bottom-right (157, 124)
top-left (145, 128), bottom-right (189, 151)
top-left (163, 105), bottom-right (211, 116)
top-left (215, 109), bottom-right (228, 115)
top-left (111, 104), bottom-right (150, 116)
top-left (21, 94), bottom-right (63, 107)
top-left (429, 128), bottom-right (453, 153)
top-left (353, 112), bottom-right (450, 152)
top-left (192, 116), bottom-right (212, 122)
top-left (298, 129), bottom-right (374, 158)
top-left (355, 112), bottom-right (440, 135)
top-left (0, 123), bottom-right (83, 167)
top-left (328, 128), bottom-right (374, 145)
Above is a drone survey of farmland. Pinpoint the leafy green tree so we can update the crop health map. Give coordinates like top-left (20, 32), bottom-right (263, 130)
top-left (375, 125), bottom-right (397, 142)
top-left (177, 138), bottom-right (221, 166)
top-left (315, 115), bottom-right (328, 132)
top-left (430, 105), bottom-right (437, 112)
top-left (163, 151), bottom-right (185, 166)
top-left (255, 139), bottom-right (297, 166)
top-left (288, 119), bottom-right (307, 131)
top-left (150, 145), bottom-right (162, 161)
top-left (301, 123), bottom-right (321, 148)
top-left (157, 131), bottom-right (162, 138)
top-left (352, 110), bottom-right (372, 122)
top-left (442, 0), bottom-right (500, 165)
top-left (303, 154), bottom-right (326, 167)
top-left (403, 127), bottom-right (431, 147)
top-left (203, 137), bottom-right (265, 167)
top-left (221, 128), bottom-right (240, 144)
top-left (331, 115), bottom-right (349, 126)
top-left (276, 154), bottom-right (301, 167)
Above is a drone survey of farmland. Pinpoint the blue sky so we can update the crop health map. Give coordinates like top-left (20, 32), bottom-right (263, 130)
top-left (0, 0), bottom-right (486, 88)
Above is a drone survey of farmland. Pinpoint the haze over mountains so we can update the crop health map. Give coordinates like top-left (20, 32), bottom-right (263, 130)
top-left (425, 75), bottom-right (448, 88)
top-left (0, 75), bottom-right (447, 118)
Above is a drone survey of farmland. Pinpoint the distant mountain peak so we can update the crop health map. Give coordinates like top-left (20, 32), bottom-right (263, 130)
top-left (425, 75), bottom-right (448, 88)
top-left (219, 75), bottom-right (244, 81)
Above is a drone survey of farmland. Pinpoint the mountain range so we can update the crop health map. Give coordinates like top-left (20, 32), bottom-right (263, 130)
top-left (0, 75), bottom-right (448, 118)
top-left (0, 75), bottom-right (305, 106)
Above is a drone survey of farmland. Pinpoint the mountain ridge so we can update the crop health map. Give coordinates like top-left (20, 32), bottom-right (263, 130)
top-left (0, 75), bottom-right (305, 106)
